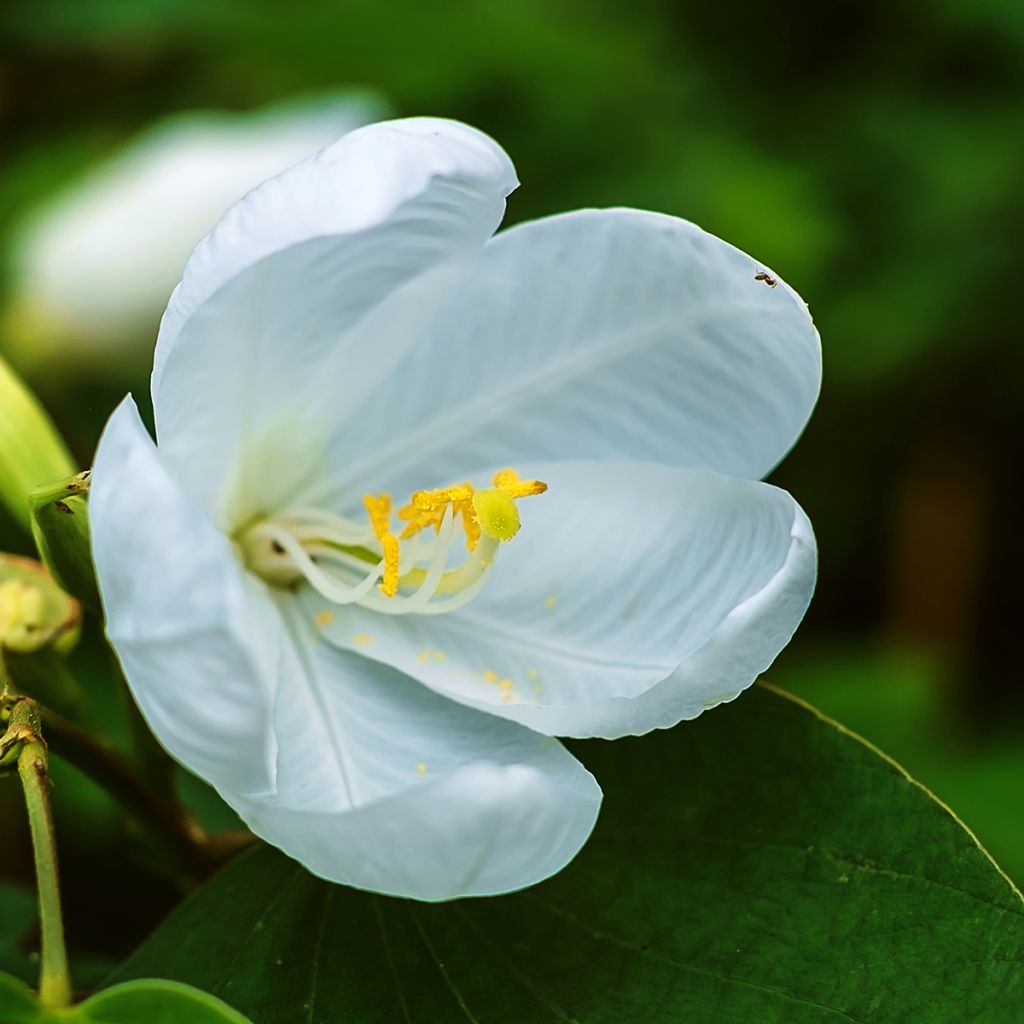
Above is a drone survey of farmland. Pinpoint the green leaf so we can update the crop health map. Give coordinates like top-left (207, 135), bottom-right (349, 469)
top-left (68, 980), bottom-right (253, 1022)
top-left (0, 971), bottom-right (46, 1024)
top-left (109, 685), bottom-right (1024, 1023)
top-left (0, 886), bottom-right (38, 984)
top-left (0, 972), bottom-right (252, 1023)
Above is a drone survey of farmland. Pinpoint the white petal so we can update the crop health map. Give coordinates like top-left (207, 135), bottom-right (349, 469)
top-left (91, 397), bottom-right (281, 795)
top-left (224, 619), bottom-right (601, 901)
top-left (151, 118), bottom-right (517, 525)
top-left (92, 400), bottom-right (598, 900)
top-left (8, 91), bottom-right (382, 352)
top-left (316, 461), bottom-right (816, 738)
top-left (333, 208), bottom-right (820, 501)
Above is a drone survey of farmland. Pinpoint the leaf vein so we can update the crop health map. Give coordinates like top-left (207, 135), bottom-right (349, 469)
top-left (525, 894), bottom-right (868, 1024)
top-left (373, 897), bottom-right (414, 1024)
top-left (408, 906), bottom-right (481, 1024)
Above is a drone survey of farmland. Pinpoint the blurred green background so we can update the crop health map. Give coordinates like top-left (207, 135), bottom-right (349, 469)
top-left (0, 0), bottom-right (1021, 975)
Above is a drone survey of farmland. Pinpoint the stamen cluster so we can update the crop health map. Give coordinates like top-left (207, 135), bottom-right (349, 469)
top-left (240, 468), bottom-right (546, 618)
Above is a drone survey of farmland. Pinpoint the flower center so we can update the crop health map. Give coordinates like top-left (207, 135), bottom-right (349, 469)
top-left (237, 468), bottom-right (546, 617)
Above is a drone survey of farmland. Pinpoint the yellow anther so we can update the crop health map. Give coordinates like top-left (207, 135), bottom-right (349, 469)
top-left (363, 492), bottom-right (393, 541)
top-left (472, 488), bottom-right (520, 542)
top-left (394, 468), bottom-right (545, 552)
top-left (379, 533), bottom-right (400, 597)
top-left (314, 610), bottom-right (335, 627)
top-left (492, 468), bottom-right (548, 499)
top-left (459, 502), bottom-right (482, 551)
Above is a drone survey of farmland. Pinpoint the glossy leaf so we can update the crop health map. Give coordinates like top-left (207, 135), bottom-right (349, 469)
top-left (69, 979), bottom-right (252, 1022)
top-left (0, 972), bottom-right (252, 1023)
top-left (110, 685), bottom-right (1024, 1022)
top-left (0, 971), bottom-right (45, 1024)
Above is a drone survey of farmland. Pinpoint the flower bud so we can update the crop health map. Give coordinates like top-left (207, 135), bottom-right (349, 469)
top-left (29, 471), bottom-right (99, 611)
top-left (0, 355), bottom-right (75, 534)
top-left (0, 553), bottom-right (79, 655)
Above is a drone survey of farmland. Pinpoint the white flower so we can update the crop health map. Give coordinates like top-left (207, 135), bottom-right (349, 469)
top-left (5, 91), bottom-right (382, 360)
top-left (90, 118), bottom-right (821, 901)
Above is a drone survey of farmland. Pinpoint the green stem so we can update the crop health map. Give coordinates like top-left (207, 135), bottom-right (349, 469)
top-left (8, 698), bottom-right (72, 1009)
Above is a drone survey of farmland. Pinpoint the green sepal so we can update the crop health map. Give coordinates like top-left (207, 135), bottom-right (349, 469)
top-left (0, 357), bottom-right (75, 536)
top-left (29, 473), bottom-right (99, 613)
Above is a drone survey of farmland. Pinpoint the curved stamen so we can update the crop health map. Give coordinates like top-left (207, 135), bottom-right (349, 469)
top-left (384, 507), bottom-right (458, 615)
top-left (259, 522), bottom-right (383, 605)
top-left (239, 467), bottom-right (545, 618)
top-left (281, 507), bottom-right (376, 545)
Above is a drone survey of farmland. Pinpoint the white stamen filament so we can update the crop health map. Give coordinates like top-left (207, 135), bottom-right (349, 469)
top-left (242, 504), bottom-right (499, 616)
top-left (258, 522), bottom-right (382, 605)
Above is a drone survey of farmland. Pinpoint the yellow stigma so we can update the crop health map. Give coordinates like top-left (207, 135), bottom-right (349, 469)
top-left (471, 489), bottom-right (520, 541)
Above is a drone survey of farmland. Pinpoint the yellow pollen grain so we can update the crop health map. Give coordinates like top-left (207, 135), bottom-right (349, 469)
top-left (353, 633), bottom-right (374, 646)
top-left (416, 762), bottom-right (428, 775)
top-left (314, 610), bottom-right (335, 627)
top-left (417, 649), bottom-right (432, 664)
top-left (526, 667), bottom-right (539, 680)
top-left (432, 649), bottom-right (446, 662)
top-left (483, 669), bottom-right (499, 683)
top-left (544, 594), bottom-right (558, 610)
top-left (498, 678), bottom-right (513, 692)
top-left (532, 683), bottom-right (544, 694)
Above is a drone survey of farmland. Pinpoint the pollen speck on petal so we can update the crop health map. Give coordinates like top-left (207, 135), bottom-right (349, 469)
top-left (353, 632), bottom-right (374, 645)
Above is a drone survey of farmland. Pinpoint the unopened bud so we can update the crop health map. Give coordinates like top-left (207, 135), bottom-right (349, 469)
top-left (0, 553), bottom-right (80, 655)
top-left (30, 471), bottom-right (99, 611)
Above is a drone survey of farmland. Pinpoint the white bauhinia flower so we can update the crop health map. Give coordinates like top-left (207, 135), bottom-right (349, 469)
top-left (90, 117), bottom-right (821, 901)
top-left (5, 91), bottom-right (383, 361)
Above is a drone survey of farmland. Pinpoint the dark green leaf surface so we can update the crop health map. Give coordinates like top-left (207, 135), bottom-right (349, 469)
top-left (0, 885), bottom-right (39, 984)
top-left (109, 685), bottom-right (1024, 1023)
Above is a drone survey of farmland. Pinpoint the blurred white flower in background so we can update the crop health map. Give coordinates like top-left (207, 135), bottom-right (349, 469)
top-left (4, 91), bottom-right (384, 367)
